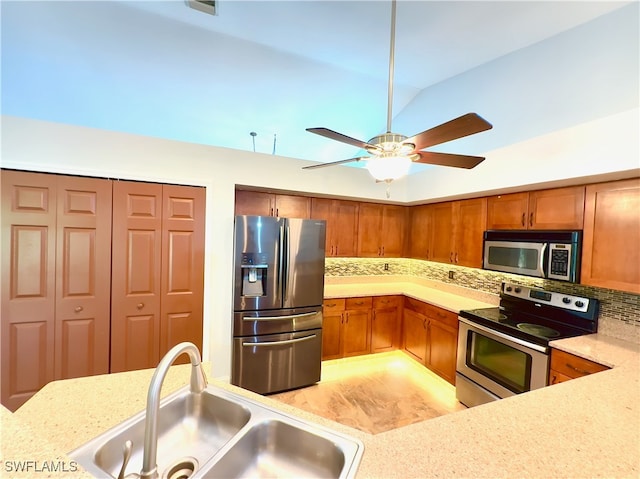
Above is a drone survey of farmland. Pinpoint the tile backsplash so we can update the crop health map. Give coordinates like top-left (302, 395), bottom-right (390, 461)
top-left (325, 257), bottom-right (640, 344)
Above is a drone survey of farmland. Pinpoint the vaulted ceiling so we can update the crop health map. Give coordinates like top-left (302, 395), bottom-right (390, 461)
top-left (1, 1), bottom-right (636, 174)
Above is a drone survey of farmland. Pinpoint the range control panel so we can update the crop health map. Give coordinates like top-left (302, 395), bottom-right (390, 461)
top-left (502, 282), bottom-right (590, 313)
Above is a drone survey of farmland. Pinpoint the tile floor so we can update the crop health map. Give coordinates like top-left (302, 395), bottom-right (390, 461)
top-left (269, 351), bottom-right (466, 434)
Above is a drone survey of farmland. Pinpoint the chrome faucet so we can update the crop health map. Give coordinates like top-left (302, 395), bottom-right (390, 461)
top-left (139, 342), bottom-right (207, 479)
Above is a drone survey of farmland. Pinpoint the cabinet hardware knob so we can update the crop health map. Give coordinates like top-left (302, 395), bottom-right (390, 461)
top-left (74, 306), bottom-right (83, 313)
top-left (529, 212), bottom-right (534, 227)
top-left (450, 252), bottom-right (454, 263)
top-left (455, 253), bottom-right (458, 263)
top-left (521, 213), bottom-right (525, 227)
top-left (137, 303), bottom-right (144, 309)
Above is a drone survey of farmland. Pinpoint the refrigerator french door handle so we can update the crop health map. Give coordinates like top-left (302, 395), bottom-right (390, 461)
top-left (277, 221), bottom-right (286, 303)
top-left (242, 311), bottom-right (318, 322)
top-left (242, 334), bottom-right (317, 347)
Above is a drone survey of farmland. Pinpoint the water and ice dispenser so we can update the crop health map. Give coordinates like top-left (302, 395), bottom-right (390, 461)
top-left (240, 253), bottom-right (267, 298)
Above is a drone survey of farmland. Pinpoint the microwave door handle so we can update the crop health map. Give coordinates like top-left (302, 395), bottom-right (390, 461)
top-left (539, 242), bottom-right (548, 278)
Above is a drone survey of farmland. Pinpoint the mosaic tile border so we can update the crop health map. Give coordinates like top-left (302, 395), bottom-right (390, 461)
top-left (325, 257), bottom-right (640, 343)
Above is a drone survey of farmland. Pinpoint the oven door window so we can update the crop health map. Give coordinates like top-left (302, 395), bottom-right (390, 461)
top-left (466, 330), bottom-right (532, 394)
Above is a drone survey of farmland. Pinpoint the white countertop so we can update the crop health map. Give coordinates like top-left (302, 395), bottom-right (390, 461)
top-left (3, 277), bottom-right (639, 478)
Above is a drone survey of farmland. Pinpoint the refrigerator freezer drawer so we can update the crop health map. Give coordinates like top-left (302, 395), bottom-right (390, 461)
top-left (231, 329), bottom-right (322, 394)
top-left (233, 307), bottom-right (322, 337)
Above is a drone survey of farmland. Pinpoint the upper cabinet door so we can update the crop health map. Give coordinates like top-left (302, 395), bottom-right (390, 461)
top-left (454, 198), bottom-right (487, 268)
top-left (487, 187), bottom-right (585, 230)
top-left (357, 202), bottom-right (383, 257)
top-left (274, 194), bottom-right (310, 219)
top-left (430, 202), bottom-right (455, 264)
top-left (408, 204), bottom-right (433, 260)
top-left (234, 190), bottom-right (274, 216)
top-left (528, 186), bottom-right (585, 230)
top-left (582, 179), bottom-right (640, 294)
top-left (486, 192), bottom-right (529, 230)
top-left (234, 190), bottom-right (310, 218)
top-left (380, 205), bottom-right (406, 257)
top-left (311, 199), bottom-right (358, 257)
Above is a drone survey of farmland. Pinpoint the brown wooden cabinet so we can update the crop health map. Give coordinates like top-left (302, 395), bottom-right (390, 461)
top-left (1, 170), bottom-right (112, 411)
top-left (110, 181), bottom-right (206, 372)
top-left (235, 190), bottom-right (310, 218)
top-left (321, 297), bottom-right (372, 359)
top-left (407, 204), bottom-right (433, 259)
top-left (402, 297), bottom-right (429, 363)
top-left (581, 178), bottom-right (640, 294)
top-left (357, 203), bottom-right (406, 257)
top-left (486, 186), bottom-right (585, 230)
top-left (423, 304), bottom-right (458, 384)
top-left (402, 297), bottom-right (458, 385)
top-left (430, 198), bottom-right (487, 268)
top-left (310, 198), bottom-right (359, 257)
top-left (371, 296), bottom-right (402, 353)
top-left (548, 348), bottom-right (609, 385)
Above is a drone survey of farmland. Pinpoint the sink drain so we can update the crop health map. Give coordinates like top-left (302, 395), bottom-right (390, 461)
top-left (162, 457), bottom-right (198, 479)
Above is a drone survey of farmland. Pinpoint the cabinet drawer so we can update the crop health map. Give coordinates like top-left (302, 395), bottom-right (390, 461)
top-left (550, 349), bottom-right (609, 379)
top-left (373, 295), bottom-right (402, 309)
top-left (424, 304), bottom-right (458, 329)
top-left (404, 296), bottom-right (429, 316)
top-left (323, 298), bottom-right (346, 311)
top-left (346, 296), bottom-right (373, 310)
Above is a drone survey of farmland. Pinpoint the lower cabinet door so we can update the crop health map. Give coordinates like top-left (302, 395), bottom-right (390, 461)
top-left (403, 309), bottom-right (427, 363)
top-left (427, 320), bottom-right (458, 385)
top-left (343, 309), bottom-right (371, 357)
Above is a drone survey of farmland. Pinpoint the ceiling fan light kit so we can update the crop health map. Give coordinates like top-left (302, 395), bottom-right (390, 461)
top-left (303, 0), bottom-right (493, 184)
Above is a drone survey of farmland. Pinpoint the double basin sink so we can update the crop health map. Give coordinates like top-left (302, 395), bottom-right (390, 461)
top-left (69, 385), bottom-right (364, 479)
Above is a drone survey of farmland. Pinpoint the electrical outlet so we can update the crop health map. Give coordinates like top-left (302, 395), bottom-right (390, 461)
top-left (448, 270), bottom-right (455, 280)
top-left (384, 263), bottom-right (389, 271)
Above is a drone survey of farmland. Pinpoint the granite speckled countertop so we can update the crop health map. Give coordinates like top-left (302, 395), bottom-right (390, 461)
top-left (2, 277), bottom-right (639, 478)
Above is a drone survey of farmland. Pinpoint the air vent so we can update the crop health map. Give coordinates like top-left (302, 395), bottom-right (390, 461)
top-left (188, 0), bottom-right (216, 16)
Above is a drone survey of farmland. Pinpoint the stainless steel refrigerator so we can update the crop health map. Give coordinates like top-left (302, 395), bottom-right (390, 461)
top-left (231, 215), bottom-right (326, 394)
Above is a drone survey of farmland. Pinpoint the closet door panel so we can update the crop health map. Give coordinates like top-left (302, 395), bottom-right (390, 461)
top-left (1, 170), bottom-right (56, 411)
top-left (111, 181), bottom-right (162, 372)
top-left (160, 185), bottom-right (205, 359)
top-left (55, 176), bottom-right (112, 379)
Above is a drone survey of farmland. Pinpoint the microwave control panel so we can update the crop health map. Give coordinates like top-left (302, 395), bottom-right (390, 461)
top-left (547, 243), bottom-right (572, 280)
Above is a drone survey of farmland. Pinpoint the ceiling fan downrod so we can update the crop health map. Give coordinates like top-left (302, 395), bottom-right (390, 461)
top-left (386, 0), bottom-right (397, 135)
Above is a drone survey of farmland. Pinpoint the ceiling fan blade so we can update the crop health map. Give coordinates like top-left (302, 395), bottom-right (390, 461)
top-left (414, 151), bottom-right (485, 169)
top-left (302, 157), bottom-right (366, 170)
top-left (404, 113), bottom-right (493, 152)
top-left (306, 128), bottom-right (379, 151)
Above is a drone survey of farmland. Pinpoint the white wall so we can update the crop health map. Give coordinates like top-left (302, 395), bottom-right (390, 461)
top-left (0, 115), bottom-right (404, 379)
top-left (2, 113), bottom-right (638, 378)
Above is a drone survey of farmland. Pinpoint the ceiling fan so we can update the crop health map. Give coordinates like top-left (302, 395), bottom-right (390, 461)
top-left (303, 0), bottom-right (493, 183)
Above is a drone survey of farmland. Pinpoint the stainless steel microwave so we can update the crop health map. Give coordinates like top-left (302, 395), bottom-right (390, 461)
top-left (483, 230), bottom-right (582, 282)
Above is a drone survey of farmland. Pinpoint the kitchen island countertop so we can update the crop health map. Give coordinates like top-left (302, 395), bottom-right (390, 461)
top-left (2, 278), bottom-right (639, 478)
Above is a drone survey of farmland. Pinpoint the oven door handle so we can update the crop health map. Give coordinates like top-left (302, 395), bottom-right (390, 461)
top-left (242, 334), bottom-right (317, 347)
top-left (458, 317), bottom-right (548, 353)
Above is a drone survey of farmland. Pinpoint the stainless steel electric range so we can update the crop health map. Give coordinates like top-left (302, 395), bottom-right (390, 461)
top-left (456, 282), bottom-right (599, 408)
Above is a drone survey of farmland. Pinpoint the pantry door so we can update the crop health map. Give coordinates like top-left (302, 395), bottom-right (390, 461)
top-left (160, 185), bottom-right (205, 360)
top-left (110, 181), bottom-right (163, 372)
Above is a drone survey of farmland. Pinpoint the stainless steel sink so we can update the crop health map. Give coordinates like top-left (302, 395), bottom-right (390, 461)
top-left (202, 418), bottom-right (352, 478)
top-left (70, 385), bottom-right (364, 479)
top-left (70, 387), bottom-right (252, 478)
